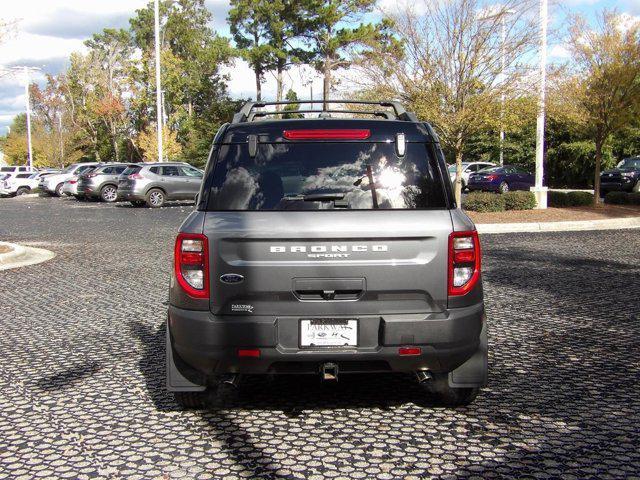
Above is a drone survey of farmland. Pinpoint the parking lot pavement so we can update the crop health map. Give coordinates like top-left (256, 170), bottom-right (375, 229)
top-left (0, 196), bottom-right (639, 480)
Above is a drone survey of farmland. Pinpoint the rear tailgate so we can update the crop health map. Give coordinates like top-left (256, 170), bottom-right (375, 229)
top-left (205, 210), bottom-right (452, 316)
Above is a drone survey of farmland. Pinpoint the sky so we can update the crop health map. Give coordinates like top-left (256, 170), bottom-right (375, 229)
top-left (0, 0), bottom-right (638, 133)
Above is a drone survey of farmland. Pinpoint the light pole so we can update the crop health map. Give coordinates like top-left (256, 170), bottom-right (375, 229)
top-left (2, 66), bottom-right (41, 169)
top-left (154, 0), bottom-right (164, 162)
top-left (531, 0), bottom-right (548, 209)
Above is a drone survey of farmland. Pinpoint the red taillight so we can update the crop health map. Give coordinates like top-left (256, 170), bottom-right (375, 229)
top-left (174, 233), bottom-right (209, 299)
top-left (129, 173), bottom-right (143, 180)
top-left (448, 230), bottom-right (481, 296)
top-left (399, 347), bottom-right (421, 356)
top-left (485, 175), bottom-right (498, 181)
top-left (69, 180), bottom-right (77, 184)
top-left (86, 173), bottom-right (98, 178)
top-left (283, 129), bottom-right (370, 140)
top-left (238, 348), bottom-right (260, 358)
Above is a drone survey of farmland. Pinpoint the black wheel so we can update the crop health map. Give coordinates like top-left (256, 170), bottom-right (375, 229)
top-left (174, 391), bottom-right (210, 409)
top-left (422, 373), bottom-right (479, 407)
top-left (498, 181), bottom-right (509, 194)
top-left (55, 183), bottom-right (65, 197)
top-left (146, 188), bottom-right (165, 208)
top-left (15, 187), bottom-right (30, 196)
top-left (100, 184), bottom-right (118, 203)
top-left (130, 200), bottom-right (146, 207)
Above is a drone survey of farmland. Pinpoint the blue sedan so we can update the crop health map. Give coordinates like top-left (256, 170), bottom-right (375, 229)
top-left (467, 165), bottom-right (535, 193)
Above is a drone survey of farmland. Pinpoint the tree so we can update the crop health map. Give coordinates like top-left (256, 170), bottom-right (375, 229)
top-left (130, 0), bottom-right (234, 160)
top-left (565, 11), bottom-right (640, 205)
top-left (228, 0), bottom-right (273, 101)
top-left (282, 89), bottom-right (303, 118)
top-left (355, 0), bottom-right (537, 205)
top-left (137, 124), bottom-right (182, 161)
top-left (301, 0), bottom-right (391, 106)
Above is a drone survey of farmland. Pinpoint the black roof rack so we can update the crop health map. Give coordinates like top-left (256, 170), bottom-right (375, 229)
top-left (231, 100), bottom-right (419, 124)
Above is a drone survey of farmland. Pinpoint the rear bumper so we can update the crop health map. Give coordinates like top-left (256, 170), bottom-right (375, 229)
top-left (168, 303), bottom-right (485, 379)
top-left (600, 181), bottom-right (635, 193)
top-left (117, 187), bottom-right (146, 201)
top-left (467, 183), bottom-right (499, 192)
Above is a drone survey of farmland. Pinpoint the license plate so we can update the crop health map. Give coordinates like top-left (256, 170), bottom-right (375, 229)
top-left (300, 319), bottom-right (358, 347)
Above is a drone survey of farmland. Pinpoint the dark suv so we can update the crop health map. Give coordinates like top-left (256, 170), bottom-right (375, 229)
top-left (167, 100), bottom-right (487, 408)
top-left (600, 157), bottom-right (640, 196)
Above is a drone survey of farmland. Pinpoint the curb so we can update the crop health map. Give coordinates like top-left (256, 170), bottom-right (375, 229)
top-left (0, 241), bottom-right (55, 271)
top-left (476, 216), bottom-right (640, 234)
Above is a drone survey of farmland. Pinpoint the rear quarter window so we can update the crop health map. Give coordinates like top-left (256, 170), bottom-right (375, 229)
top-left (207, 141), bottom-right (446, 211)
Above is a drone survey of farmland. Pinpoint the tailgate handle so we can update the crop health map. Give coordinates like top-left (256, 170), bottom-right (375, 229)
top-left (293, 278), bottom-right (365, 301)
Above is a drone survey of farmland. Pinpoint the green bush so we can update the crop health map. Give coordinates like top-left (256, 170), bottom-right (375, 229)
top-left (502, 191), bottom-right (536, 210)
top-left (566, 191), bottom-right (594, 206)
top-left (605, 191), bottom-right (640, 205)
top-left (548, 191), bottom-right (594, 207)
top-left (463, 192), bottom-right (505, 212)
top-left (548, 191), bottom-right (570, 207)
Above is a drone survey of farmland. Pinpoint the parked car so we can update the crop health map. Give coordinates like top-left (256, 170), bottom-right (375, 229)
top-left (467, 165), bottom-right (535, 193)
top-left (600, 156), bottom-right (640, 196)
top-left (76, 163), bottom-right (137, 202)
top-left (0, 165), bottom-right (38, 177)
top-left (167, 100), bottom-right (487, 409)
top-left (117, 162), bottom-right (203, 207)
top-left (448, 162), bottom-right (496, 190)
top-left (0, 172), bottom-right (41, 197)
top-left (40, 162), bottom-right (99, 196)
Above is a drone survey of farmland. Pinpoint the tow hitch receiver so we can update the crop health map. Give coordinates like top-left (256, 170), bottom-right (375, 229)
top-left (321, 362), bottom-right (339, 381)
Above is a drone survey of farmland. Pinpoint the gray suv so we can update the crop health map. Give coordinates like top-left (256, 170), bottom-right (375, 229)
top-left (117, 162), bottom-right (203, 207)
top-left (167, 100), bottom-right (487, 409)
top-left (77, 163), bottom-right (137, 202)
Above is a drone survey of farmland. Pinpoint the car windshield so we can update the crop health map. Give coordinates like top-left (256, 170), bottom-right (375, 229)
top-left (122, 166), bottom-right (141, 176)
top-left (617, 158), bottom-right (640, 169)
top-left (61, 165), bottom-right (76, 173)
top-left (0, 167), bottom-right (14, 172)
top-left (208, 141), bottom-right (447, 210)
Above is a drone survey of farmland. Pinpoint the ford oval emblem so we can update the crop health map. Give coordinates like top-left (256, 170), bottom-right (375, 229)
top-left (220, 273), bottom-right (244, 284)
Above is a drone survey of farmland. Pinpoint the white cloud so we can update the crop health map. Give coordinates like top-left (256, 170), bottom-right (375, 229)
top-left (549, 44), bottom-right (572, 59)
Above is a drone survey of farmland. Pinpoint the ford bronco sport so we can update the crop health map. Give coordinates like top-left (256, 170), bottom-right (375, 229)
top-left (167, 100), bottom-right (487, 408)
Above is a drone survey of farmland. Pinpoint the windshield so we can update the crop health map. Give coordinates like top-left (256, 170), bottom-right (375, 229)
top-left (208, 142), bottom-right (446, 210)
top-left (0, 167), bottom-right (14, 172)
top-left (62, 165), bottom-right (76, 173)
top-left (617, 158), bottom-right (640, 169)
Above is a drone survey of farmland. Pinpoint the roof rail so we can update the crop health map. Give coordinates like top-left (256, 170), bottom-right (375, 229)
top-left (231, 100), bottom-right (419, 124)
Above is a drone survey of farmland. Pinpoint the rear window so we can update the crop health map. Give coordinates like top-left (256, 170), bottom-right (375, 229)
top-left (122, 166), bottom-right (141, 176)
top-left (208, 142), bottom-right (446, 210)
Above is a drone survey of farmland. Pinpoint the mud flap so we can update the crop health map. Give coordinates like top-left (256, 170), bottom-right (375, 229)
top-left (448, 321), bottom-right (487, 388)
top-left (166, 323), bottom-right (207, 392)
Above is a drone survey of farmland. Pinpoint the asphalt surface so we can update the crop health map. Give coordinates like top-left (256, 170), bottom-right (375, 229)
top-left (0, 196), bottom-right (639, 480)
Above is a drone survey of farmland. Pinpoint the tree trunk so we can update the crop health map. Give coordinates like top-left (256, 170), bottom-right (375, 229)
top-left (255, 70), bottom-right (262, 102)
top-left (593, 138), bottom-right (603, 207)
top-left (454, 133), bottom-right (464, 207)
top-left (276, 61), bottom-right (284, 111)
top-left (323, 58), bottom-right (331, 110)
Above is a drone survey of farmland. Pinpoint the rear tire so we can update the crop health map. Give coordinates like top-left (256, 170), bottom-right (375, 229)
top-left (15, 187), bottom-right (30, 196)
top-left (174, 391), bottom-right (210, 409)
top-left (55, 183), bottom-right (65, 197)
top-left (146, 188), bottom-right (165, 208)
top-left (422, 373), bottom-right (479, 407)
top-left (100, 184), bottom-right (118, 203)
top-left (498, 181), bottom-right (509, 194)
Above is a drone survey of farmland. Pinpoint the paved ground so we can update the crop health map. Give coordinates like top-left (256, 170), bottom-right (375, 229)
top-left (0, 196), bottom-right (639, 480)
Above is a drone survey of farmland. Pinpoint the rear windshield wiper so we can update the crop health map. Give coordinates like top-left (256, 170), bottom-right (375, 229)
top-left (283, 193), bottom-right (345, 202)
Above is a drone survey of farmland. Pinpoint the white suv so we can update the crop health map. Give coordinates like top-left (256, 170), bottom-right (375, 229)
top-left (0, 172), bottom-right (40, 197)
top-left (40, 162), bottom-right (99, 196)
top-left (448, 162), bottom-right (496, 190)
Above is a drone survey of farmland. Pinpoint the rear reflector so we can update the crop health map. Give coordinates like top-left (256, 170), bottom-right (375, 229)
top-left (283, 129), bottom-right (370, 140)
top-left (238, 349), bottom-right (261, 358)
top-left (399, 347), bottom-right (421, 356)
